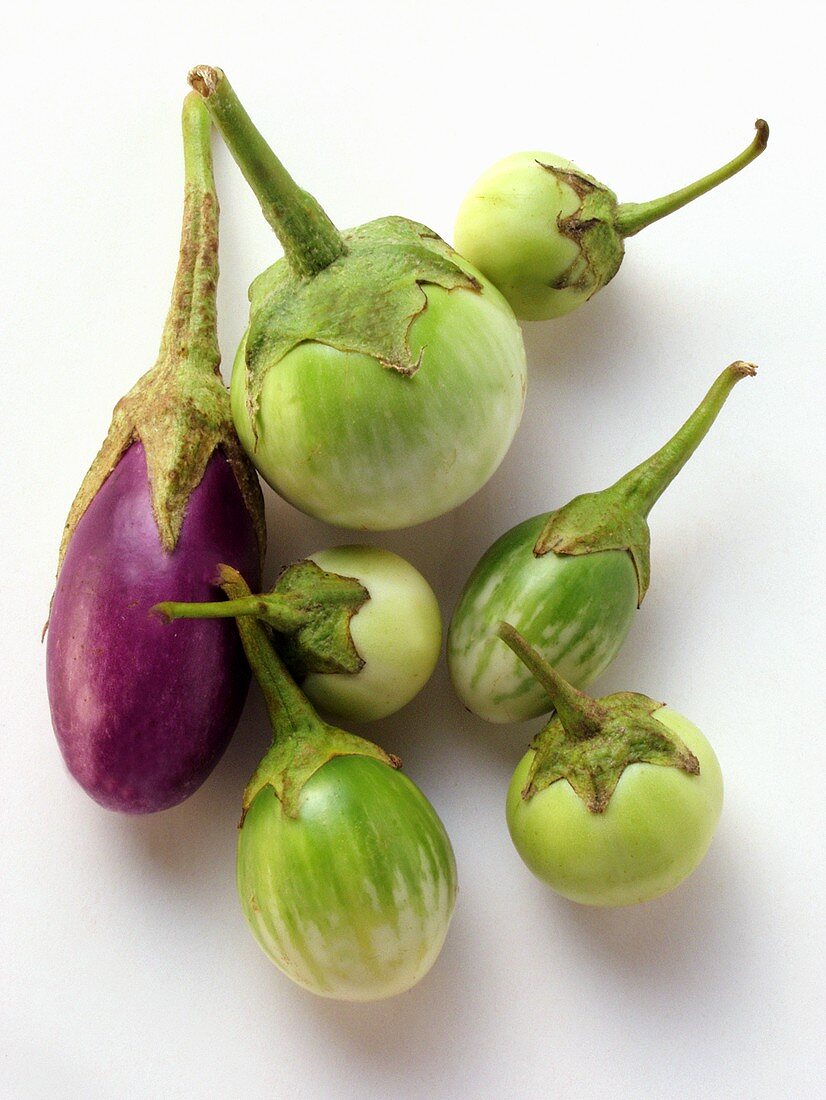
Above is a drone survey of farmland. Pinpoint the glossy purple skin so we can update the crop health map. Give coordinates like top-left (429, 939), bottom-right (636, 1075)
top-left (47, 442), bottom-right (261, 813)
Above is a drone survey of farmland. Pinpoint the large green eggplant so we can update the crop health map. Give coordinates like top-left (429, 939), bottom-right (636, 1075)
top-left (189, 66), bottom-right (526, 530)
top-left (447, 362), bottom-right (756, 723)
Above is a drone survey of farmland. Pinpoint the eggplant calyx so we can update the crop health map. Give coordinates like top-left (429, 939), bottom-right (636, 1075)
top-left (537, 163), bottom-right (624, 295)
top-left (155, 559), bottom-right (370, 678)
top-left (241, 728), bottom-right (400, 824)
top-left (533, 490), bottom-right (652, 606)
top-left (524, 691), bottom-right (699, 814)
top-left (270, 560), bottom-right (369, 679)
top-left (242, 217), bottom-right (481, 437)
top-left (497, 624), bottom-right (698, 814)
top-left (57, 358), bottom-right (265, 569)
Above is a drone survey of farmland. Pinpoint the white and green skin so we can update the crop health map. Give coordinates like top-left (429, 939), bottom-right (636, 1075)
top-left (447, 362), bottom-right (756, 723)
top-left (190, 67), bottom-right (526, 529)
top-left (454, 121), bottom-right (768, 320)
top-left (303, 547), bottom-right (441, 721)
top-left (156, 546), bottom-right (442, 723)
top-left (499, 624), bottom-right (723, 907)
top-left (217, 567), bottom-right (457, 1001)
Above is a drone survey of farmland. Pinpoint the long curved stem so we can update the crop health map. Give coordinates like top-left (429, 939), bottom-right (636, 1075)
top-left (156, 92), bottom-right (221, 374)
top-left (615, 120), bottom-right (768, 238)
top-left (613, 361), bottom-right (757, 517)
top-left (497, 623), bottom-right (607, 741)
top-left (188, 65), bottom-right (345, 278)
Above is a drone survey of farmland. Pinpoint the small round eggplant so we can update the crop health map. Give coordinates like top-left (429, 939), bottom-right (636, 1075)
top-left (455, 121), bottom-right (768, 320)
top-left (46, 95), bottom-right (265, 813)
top-left (499, 624), bottom-right (723, 907)
top-left (156, 545), bottom-right (443, 723)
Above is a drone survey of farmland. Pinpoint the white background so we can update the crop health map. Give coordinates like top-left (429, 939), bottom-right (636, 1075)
top-left (2, 2), bottom-right (824, 1097)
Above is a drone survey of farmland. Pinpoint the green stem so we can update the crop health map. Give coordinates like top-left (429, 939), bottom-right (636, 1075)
top-left (154, 592), bottom-right (303, 633)
top-left (187, 65), bottom-right (346, 278)
top-left (218, 566), bottom-right (323, 741)
top-left (615, 120), bottom-right (768, 238)
top-left (156, 92), bottom-right (221, 374)
top-left (497, 623), bottom-right (607, 741)
top-left (612, 361), bottom-right (757, 517)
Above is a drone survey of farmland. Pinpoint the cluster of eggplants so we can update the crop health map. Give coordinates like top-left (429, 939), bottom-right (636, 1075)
top-left (47, 95), bottom-right (265, 813)
top-left (45, 68), bottom-right (767, 998)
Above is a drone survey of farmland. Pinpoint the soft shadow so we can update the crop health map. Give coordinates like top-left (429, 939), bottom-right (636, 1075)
top-left (107, 685), bottom-right (271, 900)
top-left (266, 902), bottom-right (473, 1092)
top-left (533, 825), bottom-right (758, 1009)
top-left (520, 280), bottom-right (642, 385)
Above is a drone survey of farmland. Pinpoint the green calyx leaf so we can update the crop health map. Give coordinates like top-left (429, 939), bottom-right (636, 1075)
top-left (496, 623), bottom-right (699, 814)
top-left (524, 692), bottom-right (699, 813)
top-left (59, 354), bottom-right (266, 569)
top-left (533, 491), bottom-right (651, 607)
top-left (155, 559), bottom-right (369, 675)
top-left (268, 560), bottom-right (369, 678)
top-left (242, 215), bottom-right (480, 429)
top-left (537, 163), bottom-right (624, 296)
top-left (243, 722), bottom-right (400, 822)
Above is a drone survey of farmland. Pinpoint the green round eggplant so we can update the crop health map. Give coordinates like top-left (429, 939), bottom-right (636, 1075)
top-left (192, 66), bottom-right (526, 530)
top-left (447, 514), bottom-right (638, 723)
top-left (507, 706), bottom-right (723, 907)
top-left (238, 754), bottom-right (457, 1000)
top-left (304, 546), bottom-right (442, 721)
top-left (230, 270), bottom-right (526, 529)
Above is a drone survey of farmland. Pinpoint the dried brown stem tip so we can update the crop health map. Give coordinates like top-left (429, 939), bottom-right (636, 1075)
top-left (729, 360), bottom-right (758, 378)
top-left (188, 66), bottom-right (220, 98)
top-left (753, 119), bottom-right (770, 151)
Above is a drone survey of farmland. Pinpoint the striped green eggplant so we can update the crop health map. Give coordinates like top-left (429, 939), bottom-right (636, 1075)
top-left (214, 567), bottom-right (457, 1001)
top-left (447, 362), bottom-right (756, 723)
top-left (238, 755), bottom-right (457, 1000)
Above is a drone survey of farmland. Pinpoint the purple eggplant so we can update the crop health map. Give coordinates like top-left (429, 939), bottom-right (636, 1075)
top-left (46, 94), bottom-right (265, 813)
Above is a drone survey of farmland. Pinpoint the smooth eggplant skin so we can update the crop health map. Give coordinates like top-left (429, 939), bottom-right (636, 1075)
top-left (231, 273), bottom-right (527, 530)
top-left (237, 755), bottom-right (458, 1001)
top-left (506, 707), bottom-right (724, 906)
top-left (447, 514), bottom-right (639, 723)
top-left (304, 546), bottom-right (443, 722)
top-left (47, 442), bottom-right (260, 813)
top-left (454, 152), bottom-right (610, 321)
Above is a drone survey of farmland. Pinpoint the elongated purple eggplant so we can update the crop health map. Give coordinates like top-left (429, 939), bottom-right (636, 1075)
top-left (46, 94), bottom-right (265, 814)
